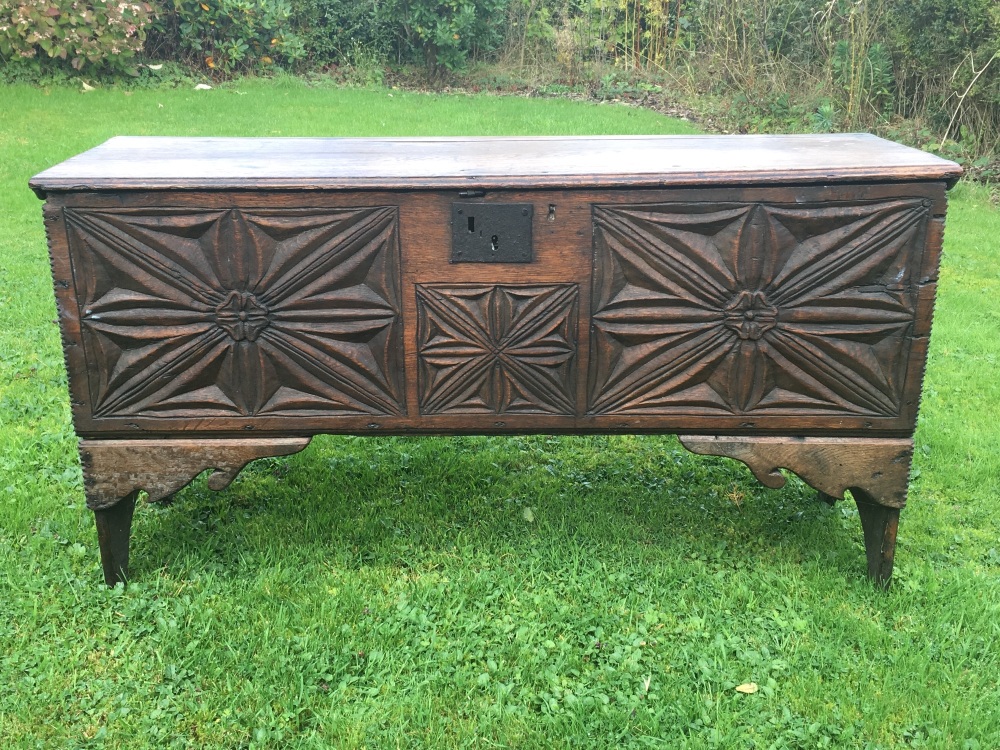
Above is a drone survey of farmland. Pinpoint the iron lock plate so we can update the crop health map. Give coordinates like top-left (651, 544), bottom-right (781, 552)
top-left (451, 202), bottom-right (533, 263)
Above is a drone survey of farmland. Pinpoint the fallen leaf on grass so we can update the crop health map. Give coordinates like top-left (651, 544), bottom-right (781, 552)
top-left (735, 682), bottom-right (758, 694)
top-left (522, 507), bottom-right (535, 523)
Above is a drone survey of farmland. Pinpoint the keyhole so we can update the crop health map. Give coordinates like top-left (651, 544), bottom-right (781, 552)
top-left (467, 216), bottom-right (475, 233)
top-left (491, 235), bottom-right (499, 252)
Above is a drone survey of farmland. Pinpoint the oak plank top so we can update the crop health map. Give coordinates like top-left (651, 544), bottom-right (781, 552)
top-left (30, 133), bottom-right (961, 195)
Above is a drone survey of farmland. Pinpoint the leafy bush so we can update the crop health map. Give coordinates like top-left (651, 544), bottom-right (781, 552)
top-left (393, 0), bottom-right (510, 76)
top-left (831, 39), bottom-right (894, 120)
top-left (0, 0), bottom-right (153, 72)
top-left (155, 0), bottom-right (305, 73)
top-left (293, 0), bottom-right (392, 66)
top-left (886, 0), bottom-right (1000, 149)
top-left (810, 99), bottom-right (838, 133)
top-left (2, 0), bottom-right (999, 158)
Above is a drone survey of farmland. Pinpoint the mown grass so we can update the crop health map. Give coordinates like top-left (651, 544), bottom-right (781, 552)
top-left (0, 78), bottom-right (998, 749)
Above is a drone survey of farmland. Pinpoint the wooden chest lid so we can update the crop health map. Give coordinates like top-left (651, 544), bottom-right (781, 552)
top-left (30, 133), bottom-right (962, 196)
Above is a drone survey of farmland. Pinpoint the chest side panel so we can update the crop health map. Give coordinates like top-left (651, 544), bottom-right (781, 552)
top-left (588, 197), bottom-right (932, 422)
top-left (62, 205), bottom-right (406, 421)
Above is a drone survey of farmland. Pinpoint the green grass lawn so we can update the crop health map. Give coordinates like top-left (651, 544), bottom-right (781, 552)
top-left (1, 78), bottom-right (999, 749)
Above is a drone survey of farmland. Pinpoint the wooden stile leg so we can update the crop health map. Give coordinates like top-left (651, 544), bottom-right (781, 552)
top-left (80, 437), bottom-right (311, 586)
top-left (854, 493), bottom-right (900, 589)
top-left (679, 436), bottom-right (912, 587)
top-left (94, 491), bottom-right (138, 587)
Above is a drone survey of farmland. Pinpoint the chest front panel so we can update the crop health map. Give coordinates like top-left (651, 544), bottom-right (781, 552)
top-left (46, 183), bottom-right (944, 437)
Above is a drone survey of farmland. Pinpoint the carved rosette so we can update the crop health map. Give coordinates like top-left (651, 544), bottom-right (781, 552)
top-left (588, 199), bottom-right (929, 417)
top-left (214, 290), bottom-right (270, 342)
top-left (416, 284), bottom-right (579, 415)
top-left (65, 206), bottom-right (406, 418)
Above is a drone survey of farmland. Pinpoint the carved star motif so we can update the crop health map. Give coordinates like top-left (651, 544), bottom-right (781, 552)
top-left (589, 199), bottom-right (928, 416)
top-left (416, 284), bottom-right (579, 415)
top-left (67, 206), bottom-right (406, 418)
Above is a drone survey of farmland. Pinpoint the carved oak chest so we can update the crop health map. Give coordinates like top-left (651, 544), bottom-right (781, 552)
top-left (30, 134), bottom-right (961, 587)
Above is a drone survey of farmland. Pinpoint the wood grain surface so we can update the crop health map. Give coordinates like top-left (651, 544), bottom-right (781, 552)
top-left (29, 134), bottom-right (962, 196)
top-left (678, 435), bottom-right (913, 507)
top-left (587, 197), bottom-right (930, 419)
top-left (62, 204), bottom-right (407, 420)
top-left (416, 283), bottom-right (579, 415)
top-left (79, 437), bottom-right (311, 510)
top-left (44, 181), bottom-right (946, 437)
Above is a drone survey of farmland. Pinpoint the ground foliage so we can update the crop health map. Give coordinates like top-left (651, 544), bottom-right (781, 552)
top-left (485, 0), bottom-right (1000, 167)
top-left (0, 0), bottom-right (153, 73)
top-left (1, 80), bottom-right (999, 748)
top-left (3, 0), bottom-right (1000, 162)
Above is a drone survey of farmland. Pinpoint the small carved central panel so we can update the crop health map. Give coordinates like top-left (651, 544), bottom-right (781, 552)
top-left (588, 199), bottom-right (929, 417)
top-left (416, 284), bottom-right (579, 415)
top-left (66, 206), bottom-right (407, 419)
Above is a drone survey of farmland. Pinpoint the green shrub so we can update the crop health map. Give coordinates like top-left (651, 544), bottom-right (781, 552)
top-left (393, 0), bottom-right (511, 76)
top-left (294, 0), bottom-right (392, 66)
top-left (156, 0), bottom-right (305, 73)
top-left (0, 0), bottom-right (153, 72)
top-left (887, 0), bottom-right (1000, 148)
top-left (831, 39), bottom-right (894, 120)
